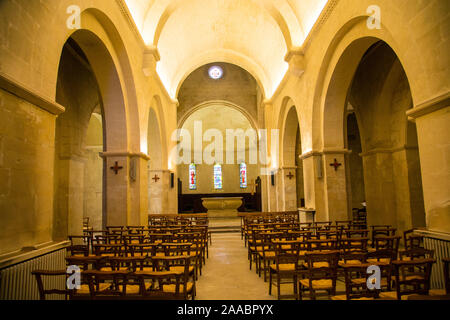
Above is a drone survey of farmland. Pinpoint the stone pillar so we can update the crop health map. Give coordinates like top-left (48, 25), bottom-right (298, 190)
top-left (103, 155), bottom-right (129, 227)
top-left (322, 151), bottom-right (350, 222)
top-left (300, 152), bottom-right (326, 221)
top-left (55, 157), bottom-right (85, 238)
top-left (360, 151), bottom-right (397, 228)
top-left (407, 96), bottom-right (450, 233)
top-left (148, 169), bottom-right (171, 214)
top-left (279, 167), bottom-right (298, 211)
top-left (133, 156), bottom-right (150, 226)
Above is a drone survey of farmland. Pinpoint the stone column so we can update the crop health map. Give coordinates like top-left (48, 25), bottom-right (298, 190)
top-left (322, 151), bottom-right (350, 222)
top-left (279, 167), bottom-right (298, 211)
top-left (148, 169), bottom-right (171, 214)
top-left (54, 156), bottom-right (85, 238)
top-left (360, 151), bottom-right (397, 228)
top-left (103, 154), bottom-right (129, 227)
top-left (100, 151), bottom-right (150, 227)
top-left (300, 152), bottom-right (326, 221)
top-left (407, 95), bottom-right (450, 233)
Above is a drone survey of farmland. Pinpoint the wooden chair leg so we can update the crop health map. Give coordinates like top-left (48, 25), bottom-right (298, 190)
top-left (293, 275), bottom-right (298, 300)
top-left (277, 274), bottom-right (281, 300)
top-left (269, 271), bottom-right (272, 295)
top-left (298, 282), bottom-right (303, 300)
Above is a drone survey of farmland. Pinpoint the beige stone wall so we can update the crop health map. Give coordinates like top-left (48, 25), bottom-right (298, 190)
top-left (0, 89), bottom-right (56, 255)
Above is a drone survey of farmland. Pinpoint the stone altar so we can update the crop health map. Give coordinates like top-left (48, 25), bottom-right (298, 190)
top-left (201, 197), bottom-right (243, 218)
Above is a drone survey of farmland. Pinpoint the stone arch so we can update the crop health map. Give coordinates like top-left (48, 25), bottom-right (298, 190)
top-left (311, 15), bottom-right (427, 150)
top-left (147, 95), bottom-right (168, 170)
top-left (173, 50), bottom-right (269, 100)
top-left (53, 16), bottom-right (140, 236)
top-left (178, 100), bottom-right (260, 134)
top-left (315, 30), bottom-right (426, 230)
top-left (277, 97), bottom-right (305, 211)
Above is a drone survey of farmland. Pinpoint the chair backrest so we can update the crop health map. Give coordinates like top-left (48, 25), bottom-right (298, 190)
top-left (304, 251), bottom-right (340, 282)
top-left (365, 249), bottom-right (397, 264)
top-left (82, 269), bottom-right (130, 298)
top-left (68, 235), bottom-right (90, 256)
top-left (31, 270), bottom-right (70, 300)
top-left (273, 241), bottom-right (301, 272)
top-left (399, 248), bottom-right (434, 260)
top-left (340, 237), bottom-right (369, 255)
top-left (403, 229), bottom-right (424, 250)
top-left (342, 264), bottom-right (379, 300)
top-left (374, 235), bottom-right (401, 253)
top-left (306, 239), bottom-right (338, 252)
top-left (392, 258), bottom-right (435, 300)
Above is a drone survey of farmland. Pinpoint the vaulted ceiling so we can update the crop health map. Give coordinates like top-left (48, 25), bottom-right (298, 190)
top-left (124, 0), bottom-right (328, 99)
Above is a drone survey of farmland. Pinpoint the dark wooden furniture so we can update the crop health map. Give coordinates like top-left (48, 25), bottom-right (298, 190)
top-left (298, 251), bottom-right (340, 300)
top-left (31, 270), bottom-right (71, 300)
top-left (269, 240), bottom-right (302, 300)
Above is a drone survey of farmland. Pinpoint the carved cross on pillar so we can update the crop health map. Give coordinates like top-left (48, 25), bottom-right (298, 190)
top-left (110, 161), bottom-right (123, 175)
top-left (286, 172), bottom-right (295, 180)
top-left (152, 174), bottom-right (160, 183)
top-left (329, 159), bottom-right (342, 171)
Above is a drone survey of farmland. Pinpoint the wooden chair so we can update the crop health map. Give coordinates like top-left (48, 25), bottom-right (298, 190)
top-left (339, 238), bottom-right (369, 267)
top-left (373, 235), bottom-right (401, 256)
top-left (148, 256), bottom-right (196, 300)
top-left (371, 226), bottom-right (396, 248)
top-left (268, 240), bottom-right (302, 300)
top-left (332, 264), bottom-right (380, 300)
top-left (299, 251), bottom-right (340, 300)
top-left (258, 232), bottom-right (281, 282)
top-left (31, 270), bottom-right (71, 300)
top-left (68, 235), bottom-right (91, 257)
top-left (80, 270), bottom-right (130, 299)
top-left (379, 258), bottom-right (435, 300)
top-left (403, 229), bottom-right (424, 250)
top-left (83, 217), bottom-right (92, 232)
top-left (365, 249), bottom-right (397, 291)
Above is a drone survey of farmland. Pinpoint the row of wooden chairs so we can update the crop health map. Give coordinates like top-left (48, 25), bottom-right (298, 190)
top-left (240, 215), bottom-right (447, 300)
top-left (33, 255), bottom-right (195, 300)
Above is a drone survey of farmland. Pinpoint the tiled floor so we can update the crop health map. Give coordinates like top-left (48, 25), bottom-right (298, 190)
top-left (195, 232), bottom-right (345, 300)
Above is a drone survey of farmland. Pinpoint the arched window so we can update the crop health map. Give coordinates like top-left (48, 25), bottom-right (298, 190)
top-left (213, 164), bottom-right (223, 190)
top-left (240, 163), bottom-right (247, 188)
top-left (189, 163), bottom-right (197, 190)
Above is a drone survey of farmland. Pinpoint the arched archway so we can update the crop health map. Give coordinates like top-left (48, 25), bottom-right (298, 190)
top-left (278, 99), bottom-right (304, 211)
top-left (321, 39), bottom-right (426, 231)
top-left (53, 29), bottom-right (132, 239)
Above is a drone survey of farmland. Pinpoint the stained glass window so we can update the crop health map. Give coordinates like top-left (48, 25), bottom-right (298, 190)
top-left (240, 163), bottom-right (247, 188)
top-left (189, 164), bottom-right (197, 190)
top-left (214, 164), bottom-right (223, 189)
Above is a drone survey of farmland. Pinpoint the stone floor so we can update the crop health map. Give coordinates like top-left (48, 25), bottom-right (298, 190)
top-left (195, 231), bottom-right (345, 300)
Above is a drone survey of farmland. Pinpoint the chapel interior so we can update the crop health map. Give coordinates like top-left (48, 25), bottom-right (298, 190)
top-left (0, 0), bottom-right (449, 301)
